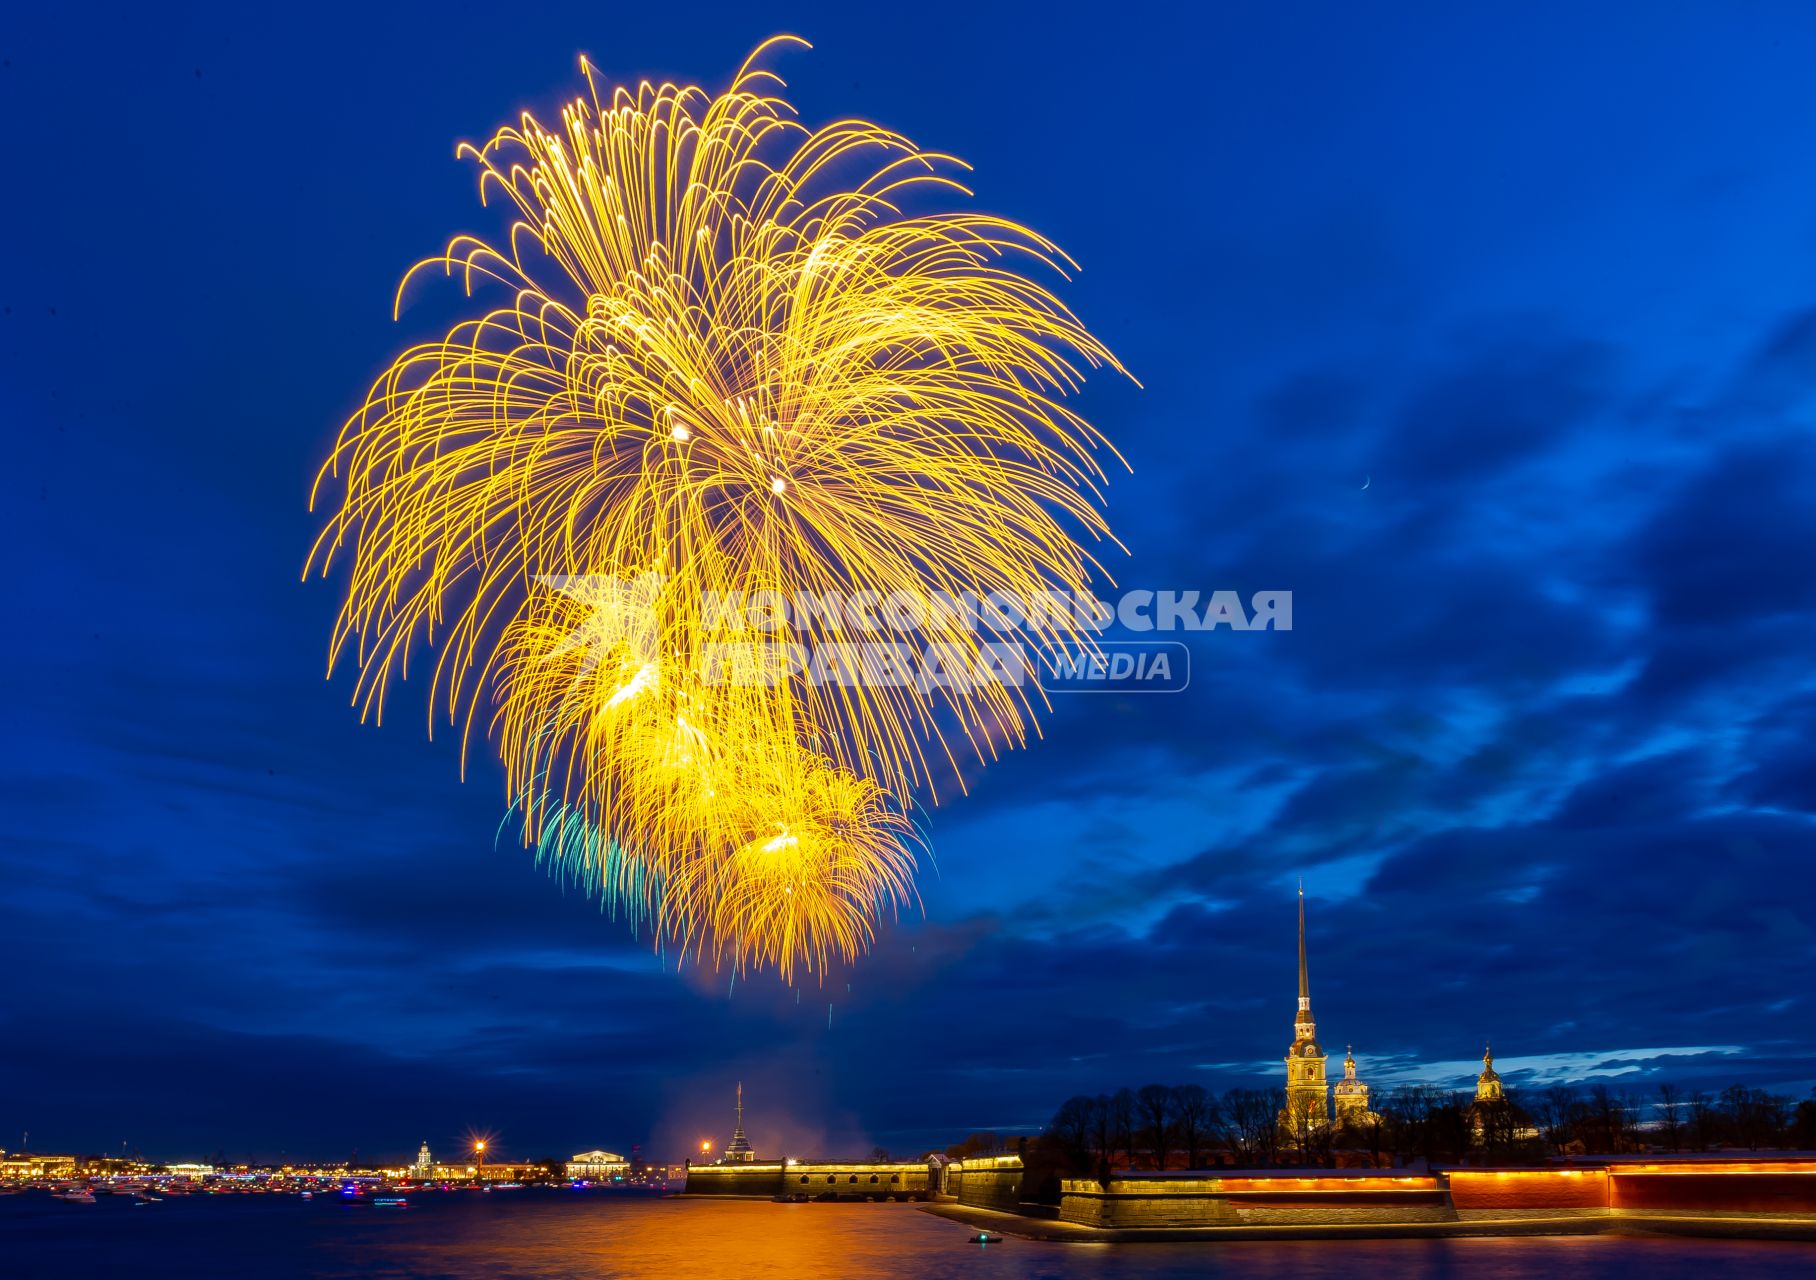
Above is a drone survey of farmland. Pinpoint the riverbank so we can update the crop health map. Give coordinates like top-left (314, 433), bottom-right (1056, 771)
top-left (921, 1200), bottom-right (1816, 1244)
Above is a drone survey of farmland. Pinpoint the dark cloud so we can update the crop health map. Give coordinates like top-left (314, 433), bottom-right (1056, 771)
top-left (1387, 331), bottom-right (1614, 482)
top-left (1637, 438), bottom-right (1816, 629)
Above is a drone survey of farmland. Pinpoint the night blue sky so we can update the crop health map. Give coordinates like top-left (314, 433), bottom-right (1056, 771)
top-left (6, 2), bottom-right (1816, 1165)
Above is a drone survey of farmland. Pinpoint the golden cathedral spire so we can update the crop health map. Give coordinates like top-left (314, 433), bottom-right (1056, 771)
top-left (1281, 881), bottom-right (1330, 1134)
top-left (1297, 880), bottom-right (1310, 1009)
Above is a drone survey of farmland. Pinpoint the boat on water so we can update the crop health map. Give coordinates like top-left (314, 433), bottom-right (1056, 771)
top-left (373, 1196), bottom-right (407, 1208)
top-left (54, 1189), bottom-right (96, 1204)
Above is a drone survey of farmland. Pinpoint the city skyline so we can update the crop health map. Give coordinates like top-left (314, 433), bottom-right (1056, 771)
top-left (0, 888), bottom-right (1793, 1167)
top-left (6, 0), bottom-right (1816, 1168)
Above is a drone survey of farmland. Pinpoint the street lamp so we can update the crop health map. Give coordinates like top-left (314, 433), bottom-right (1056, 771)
top-left (475, 1140), bottom-right (486, 1178)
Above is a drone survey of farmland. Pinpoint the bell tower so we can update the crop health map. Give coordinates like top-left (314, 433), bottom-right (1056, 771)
top-left (1475, 1044), bottom-right (1504, 1103)
top-left (1281, 882), bottom-right (1330, 1133)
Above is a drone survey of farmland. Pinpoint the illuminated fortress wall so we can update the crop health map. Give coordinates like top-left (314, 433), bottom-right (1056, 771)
top-left (944, 1155), bottom-right (1024, 1212)
top-left (1448, 1169), bottom-right (1609, 1219)
top-left (781, 1162), bottom-right (932, 1200)
top-left (684, 1160), bottom-right (932, 1200)
top-left (1055, 1161), bottom-right (1816, 1231)
top-left (1060, 1174), bottom-right (1453, 1229)
top-left (682, 1162), bottom-right (785, 1197)
top-left (1609, 1162), bottom-right (1816, 1218)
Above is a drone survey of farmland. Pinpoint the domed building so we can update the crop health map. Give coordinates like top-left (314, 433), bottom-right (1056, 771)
top-left (1468, 1043), bottom-right (1533, 1143)
top-left (1333, 1046), bottom-right (1377, 1127)
top-left (1474, 1044), bottom-right (1504, 1103)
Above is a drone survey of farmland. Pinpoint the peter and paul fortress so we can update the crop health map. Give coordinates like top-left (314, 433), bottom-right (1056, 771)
top-left (1030, 883), bottom-right (1816, 1236)
top-left (690, 883), bottom-right (1816, 1241)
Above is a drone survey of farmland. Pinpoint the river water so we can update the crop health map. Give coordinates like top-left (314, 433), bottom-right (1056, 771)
top-left (5, 1191), bottom-right (1811, 1278)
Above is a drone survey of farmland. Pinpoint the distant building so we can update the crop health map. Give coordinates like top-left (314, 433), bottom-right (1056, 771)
top-left (414, 1142), bottom-right (432, 1175)
top-left (1475, 1045), bottom-right (1505, 1103)
top-left (721, 1082), bottom-right (756, 1163)
top-left (567, 1150), bottom-right (630, 1180)
top-left (0, 1151), bottom-right (77, 1181)
top-left (1468, 1043), bottom-right (1536, 1140)
top-left (425, 1159), bottom-right (540, 1182)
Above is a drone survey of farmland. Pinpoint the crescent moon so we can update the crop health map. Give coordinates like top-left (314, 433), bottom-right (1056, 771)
top-left (1361, 474), bottom-right (1371, 491)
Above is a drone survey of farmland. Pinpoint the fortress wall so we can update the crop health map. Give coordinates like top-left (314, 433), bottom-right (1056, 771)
top-left (682, 1163), bottom-right (785, 1197)
top-left (1054, 1162), bottom-right (1816, 1232)
top-left (686, 1161), bottom-right (933, 1199)
top-left (1449, 1170), bottom-right (1609, 1212)
top-left (1059, 1174), bottom-right (1452, 1228)
top-left (782, 1162), bottom-right (931, 1200)
top-left (947, 1156), bottom-right (1024, 1212)
top-left (1611, 1169), bottom-right (1816, 1216)
top-left (1060, 1180), bottom-right (1238, 1228)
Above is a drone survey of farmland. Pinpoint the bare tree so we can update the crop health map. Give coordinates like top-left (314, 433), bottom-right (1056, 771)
top-left (1171, 1084), bottom-right (1211, 1169)
top-left (1430, 1092), bottom-right (1474, 1163)
top-left (1474, 1088), bottom-right (1527, 1163)
top-left (1136, 1084), bottom-right (1175, 1170)
top-left (1111, 1088), bottom-right (1137, 1170)
top-left (1088, 1095), bottom-right (1114, 1182)
top-left (1720, 1086), bottom-right (1791, 1150)
top-left (1383, 1085), bottom-right (1435, 1166)
top-left (1257, 1087), bottom-right (1286, 1166)
top-left (1284, 1095), bottom-right (1327, 1166)
top-left (1356, 1108), bottom-right (1388, 1167)
top-left (1534, 1085), bottom-right (1583, 1155)
top-left (1688, 1089), bottom-right (1715, 1151)
top-left (1655, 1083), bottom-right (1684, 1153)
top-left (1586, 1085), bottom-right (1623, 1154)
top-left (1048, 1096), bottom-right (1097, 1175)
top-left (1216, 1088), bottom-right (1273, 1167)
top-left (1794, 1088), bottom-right (1816, 1149)
top-left (1617, 1089), bottom-right (1650, 1153)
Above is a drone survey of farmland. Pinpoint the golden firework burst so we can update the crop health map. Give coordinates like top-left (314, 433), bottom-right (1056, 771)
top-left (308, 36), bottom-right (1129, 981)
